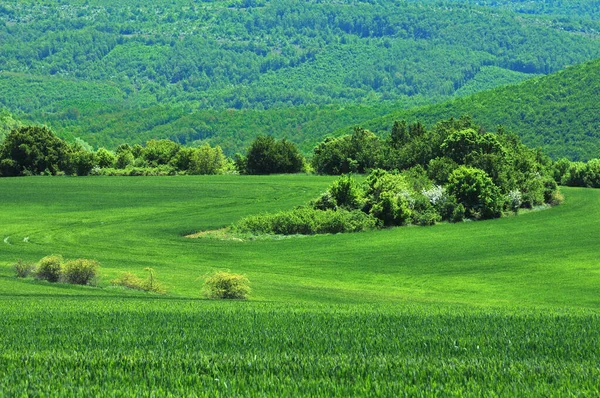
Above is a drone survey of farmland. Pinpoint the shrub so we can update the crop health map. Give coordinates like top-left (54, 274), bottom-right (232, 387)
top-left (548, 190), bottom-right (565, 206)
top-left (36, 255), bottom-right (63, 282)
top-left (14, 259), bottom-right (35, 278)
top-left (328, 174), bottom-right (365, 210)
top-left (447, 166), bottom-right (504, 220)
top-left (451, 203), bottom-right (466, 222)
top-left (414, 208), bottom-right (442, 226)
top-left (203, 271), bottom-right (251, 300)
top-left (232, 208), bottom-right (379, 235)
top-left (369, 191), bottom-right (412, 226)
top-left (111, 268), bottom-right (166, 294)
top-left (62, 259), bottom-right (99, 285)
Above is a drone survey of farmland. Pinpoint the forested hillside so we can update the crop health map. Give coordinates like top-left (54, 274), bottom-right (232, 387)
top-left (1, 0), bottom-right (600, 153)
top-left (347, 59), bottom-right (600, 161)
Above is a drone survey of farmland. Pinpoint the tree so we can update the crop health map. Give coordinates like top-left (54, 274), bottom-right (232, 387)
top-left (389, 120), bottom-right (409, 149)
top-left (142, 139), bottom-right (181, 167)
top-left (311, 128), bottom-right (383, 175)
top-left (244, 135), bottom-right (304, 174)
top-left (447, 166), bottom-right (504, 220)
top-left (190, 144), bottom-right (227, 174)
top-left (69, 147), bottom-right (95, 176)
top-left (95, 148), bottom-right (116, 168)
top-left (0, 126), bottom-right (70, 176)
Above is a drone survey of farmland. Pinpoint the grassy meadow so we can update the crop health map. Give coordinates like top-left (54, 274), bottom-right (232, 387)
top-left (1, 176), bottom-right (600, 395)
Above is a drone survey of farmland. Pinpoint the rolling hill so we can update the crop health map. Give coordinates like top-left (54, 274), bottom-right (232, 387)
top-left (344, 59), bottom-right (600, 161)
top-left (2, 0), bottom-right (600, 153)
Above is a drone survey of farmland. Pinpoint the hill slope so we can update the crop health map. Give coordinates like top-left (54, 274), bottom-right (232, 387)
top-left (0, 176), bottom-right (598, 308)
top-left (2, 0), bottom-right (600, 152)
top-left (346, 59), bottom-right (600, 161)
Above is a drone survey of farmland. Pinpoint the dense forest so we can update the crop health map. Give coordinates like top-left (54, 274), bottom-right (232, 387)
top-left (1, 0), bottom-right (600, 154)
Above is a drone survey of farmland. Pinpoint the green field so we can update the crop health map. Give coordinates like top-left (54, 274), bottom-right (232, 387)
top-left (1, 176), bottom-right (600, 395)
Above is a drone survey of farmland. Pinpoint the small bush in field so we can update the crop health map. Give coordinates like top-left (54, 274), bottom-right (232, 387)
top-left (14, 259), bottom-right (36, 278)
top-left (111, 268), bottom-right (166, 294)
top-left (62, 259), bottom-right (99, 285)
top-left (203, 271), bottom-right (250, 300)
top-left (36, 255), bottom-right (63, 282)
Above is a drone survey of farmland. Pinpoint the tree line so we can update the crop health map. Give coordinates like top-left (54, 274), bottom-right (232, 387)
top-left (2, 119), bottom-right (600, 191)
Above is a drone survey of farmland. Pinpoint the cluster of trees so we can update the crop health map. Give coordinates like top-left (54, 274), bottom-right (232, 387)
top-left (0, 126), bottom-right (229, 177)
top-left (233, 116), bottom-right (565, 236)
top-left (2, 118), bottom-right (599, 212)
top-left (312, 116), bottom-right (560, 210)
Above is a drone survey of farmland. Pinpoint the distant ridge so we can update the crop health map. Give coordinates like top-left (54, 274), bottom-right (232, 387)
top-left (347, 59), bottom-right (600, 161)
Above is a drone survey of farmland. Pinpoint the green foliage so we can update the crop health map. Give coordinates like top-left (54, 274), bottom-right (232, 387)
top-left (69, 148), bottom-right (95, 176)
top-left (142, 140), bottom-right (181, 167)
top-left (190, 144), bottom-right (228, 175)
top-left (0, 112), bottom-right (21, 144)
top-left (203, 271), bottom-right (251, 300)
top-left (61, 259), bottom-right (99, 286)
top-left (111, 268), bottom-right (165, 294)
top-left (369, 190), bottom-right (412, 227)
top-left (312, 127), bottom-right (383, 174)
top-left (561, 158), bottom-right (600, 188)
top-left (0, 126), bottom-right (70, 176)
top-left (327, 174), bottom-right (365, 210)
top-left (35, 255), bottom-right (63, 283)
top-left (233, 207), bottom-right (379, 236)
top-left (243, 135), bottom-right (304, 174)
top-left (90, 165), bottom-right (177, 177)
top-left (447, 166), bottom-right (504, 220)
top-left (0, 127), bottom-right (232, 177)
top-left (13, 259), bottom-right (35, 278)
top-left (94, 148), bottom-right (116, 168)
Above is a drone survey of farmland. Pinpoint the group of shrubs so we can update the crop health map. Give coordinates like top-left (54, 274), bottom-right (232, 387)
top-left (233, 164), bottom-right (562, 236)
top-left (14, 256), bottom-right (250, 299)
top-left (15, 255), bottom-right (99, 285)
top-left (233, 207), bottom-right (379, 235)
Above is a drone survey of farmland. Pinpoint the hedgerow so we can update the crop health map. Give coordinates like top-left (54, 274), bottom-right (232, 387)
top-left (233, 207), bottom-right (380, 236)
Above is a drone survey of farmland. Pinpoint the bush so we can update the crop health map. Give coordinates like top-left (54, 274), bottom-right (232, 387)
top-left (203, 271), bottom-right (251, 300)
top-left (369, 190), bottom-right (412, 226)
top-left (414, 208), bottom-right (441, 226)
top-left (232, 208), bottom-right (379, 235)
top-left (111, 268), bottom-right (166, 294)
top-left (62, 259), bottom-right (99, 285)
top-left (328, 174), bottom-right (365, 210)
top-left (36, 255), bottom-right (63, 282)
top-left (14, 259), bottom-right (35, 278)
top-left (447, 166), bottom-right (504, 220)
